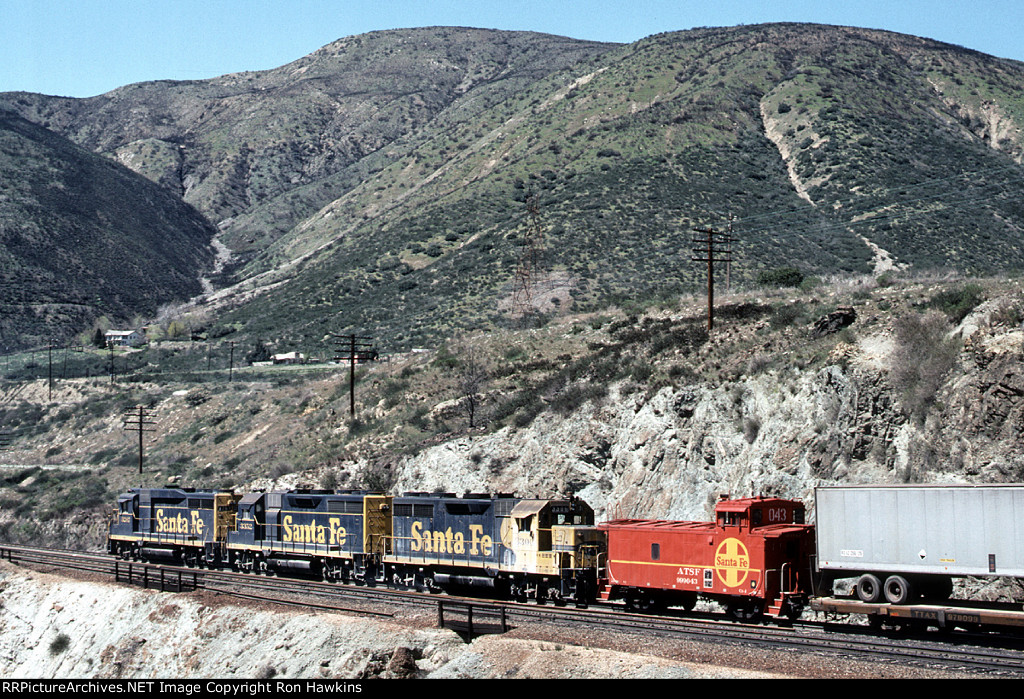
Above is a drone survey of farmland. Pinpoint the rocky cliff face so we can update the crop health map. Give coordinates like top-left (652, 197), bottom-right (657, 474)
top-left (2, 277), bottom-right (1022, 549)
top-left (367, 282), bottom-right (1024, 523)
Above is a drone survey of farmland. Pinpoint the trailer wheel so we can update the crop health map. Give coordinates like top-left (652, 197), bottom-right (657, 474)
top-left (883, 575), bottom-right (914, 605)
top-left (856, 574), bottom-right (883, 603)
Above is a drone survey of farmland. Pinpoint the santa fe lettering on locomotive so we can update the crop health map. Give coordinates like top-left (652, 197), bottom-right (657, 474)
top-left (155, 509), bottom-right (204, 536)
top-left (281, 516), bottom-right (347, 545)
top-left (409, 521), bottom-right (493, 555)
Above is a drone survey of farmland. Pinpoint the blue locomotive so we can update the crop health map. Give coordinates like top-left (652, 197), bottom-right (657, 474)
top-left (108, 487), bottom-right (602, 604)
top-left (108, 488), bottom-right (239, 567)
top-left (226, 489), bottom-right (390, 582)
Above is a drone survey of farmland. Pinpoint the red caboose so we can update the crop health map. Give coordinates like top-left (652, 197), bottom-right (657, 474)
top-left (598, 495), bottom-right (815, 620)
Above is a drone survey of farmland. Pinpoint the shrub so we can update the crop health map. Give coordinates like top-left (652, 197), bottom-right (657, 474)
top-left (757, 267), bottom-right (805, 288)
top-left (889, 311), bottom-right (959, 421)
top-left (49, 633), bottom-right (71, 656)
top-left (927, 284), bottom-right (985, 323)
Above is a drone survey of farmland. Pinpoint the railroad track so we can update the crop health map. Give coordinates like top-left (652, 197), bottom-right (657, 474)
top-left (3, 544), bottom-right (1023, 677)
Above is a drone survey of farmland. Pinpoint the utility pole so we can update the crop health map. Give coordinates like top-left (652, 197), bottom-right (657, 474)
top-left (122, 405), bottom-right (156, 475)
top-left (228, 341), bottom-right (236, 382)
top-left (107, 339), bottom-right (116, 384)
top-left (725, 215), bottom-right (735, 293)
top-left (331, 334), bottom-right (376, 417)
top-left (47, 341), bottom-right (54, 401)
top-left (692, 225), bottom-right (735, 332)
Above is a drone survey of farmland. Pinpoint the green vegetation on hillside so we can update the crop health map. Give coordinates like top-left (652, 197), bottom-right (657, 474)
top-left (2, 24), bottom-right (1024, 353)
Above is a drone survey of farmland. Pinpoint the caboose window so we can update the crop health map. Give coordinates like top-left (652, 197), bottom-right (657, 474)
top-left (651, 543), bottom-right (660, 560)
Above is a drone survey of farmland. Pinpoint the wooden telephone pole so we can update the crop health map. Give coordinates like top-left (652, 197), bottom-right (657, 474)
top-left (692, 225), bottom-right (735, 332)
top-left (331, 334), bottom-right (376, 416)
top-left (122, 406), bottom-right (156, 475)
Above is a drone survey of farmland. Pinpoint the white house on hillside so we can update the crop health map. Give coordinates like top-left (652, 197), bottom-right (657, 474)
top-left (105, 330), bottom-right (145, 347)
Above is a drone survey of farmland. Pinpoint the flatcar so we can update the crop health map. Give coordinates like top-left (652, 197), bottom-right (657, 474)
top-left (598, 495), bottom-right (816, 619)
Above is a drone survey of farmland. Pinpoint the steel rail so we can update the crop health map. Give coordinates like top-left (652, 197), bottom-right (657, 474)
top-left (3, 544), bottom-right (1023, 676)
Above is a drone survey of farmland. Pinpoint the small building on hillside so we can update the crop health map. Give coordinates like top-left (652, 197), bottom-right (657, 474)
top-left (272, 352), bottom-right (305, 365)
top-left (105, 330), bottom-right (146, 347)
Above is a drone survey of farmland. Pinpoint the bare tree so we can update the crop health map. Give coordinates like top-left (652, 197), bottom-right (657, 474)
top-left (454, 343), bottom-right (491, 429)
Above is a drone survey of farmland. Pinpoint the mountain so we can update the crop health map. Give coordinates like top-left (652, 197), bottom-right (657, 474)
top-left (1, 28), bottom-right (615, 263)
top-left (3, 24), bottom-right (1024, 351)
top-left (0, 110), bottom-right (215, 349)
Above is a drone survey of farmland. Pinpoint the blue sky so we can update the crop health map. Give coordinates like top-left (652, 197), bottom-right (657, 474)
top-left (2, 1), bottom-right (1021, 98)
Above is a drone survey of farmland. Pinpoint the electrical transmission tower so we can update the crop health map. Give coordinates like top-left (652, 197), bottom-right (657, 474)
top-left (122, 405), bottom-right (156, 475)
top-left (692, 225), bottom-right (736, 332)
top-left (510, 193), bottom-right (546, 319)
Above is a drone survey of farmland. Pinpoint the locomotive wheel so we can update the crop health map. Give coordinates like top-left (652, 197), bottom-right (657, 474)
top-left (856, 574), bottom-right (883, 603)
top-left (883, 575), bottom-right (914, 605)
